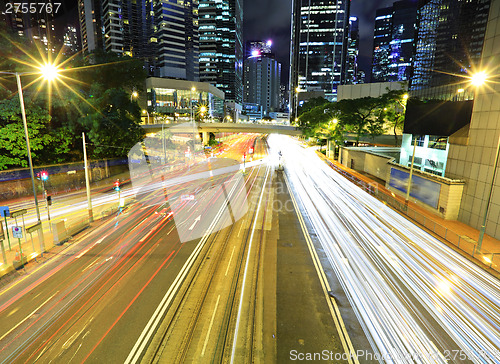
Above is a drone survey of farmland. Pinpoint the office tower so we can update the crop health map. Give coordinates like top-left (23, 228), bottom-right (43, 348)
top-left (78, 0), bottom-right (199, 80)
top-left (78, 0), bottom-right (104, 53)
top-left (246, 40), bottom-right (274, 59)
top-left (153, 0), bottom-right (199, 80)
top-left (199, 0), bottom-right (244, 103)
top-left (243, 43), bottom-right (281, 116)
top-left (62, 25), bottom-right (81, 55)
top-left (3, 1), bottom-right (80, 54)
top-left (289, 0), bottom-right (302, 118)
top-left (411, 0), bottom-right (491, 93)
top-left (291, 0), bottom-right (351, 101)
top-left (372, 7), bottom-right (393, 83)
top-left (371, 0), bottom-right (418, 83)
top-left (345, 16), bottom-right (360, 85)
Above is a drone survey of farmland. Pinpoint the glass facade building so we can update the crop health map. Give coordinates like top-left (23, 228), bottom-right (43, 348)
top-left (243, 52), bottom-right (282, 116)
top-left (371, 0), bottom-right (418, 83)
top-left (345, 16), bottom-right (360, 85)
top-left (198, 0), bottom-right (244, 104)
top-left (146, 78), bottom-right (224, 122)
top-left (292, 0), bottom-right (351, 101)
top-left (78, 0), bottom-right (200, 80)
top-left (411, 0), bottom-right (491, 95)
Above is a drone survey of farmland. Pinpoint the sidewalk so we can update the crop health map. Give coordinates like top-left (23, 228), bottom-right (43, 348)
top-left (317, 152), bottom-right (500, 275)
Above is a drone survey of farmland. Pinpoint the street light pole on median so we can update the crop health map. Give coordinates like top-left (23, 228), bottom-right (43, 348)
top-left (15, 72), bottom-right (45, 251)
top-left (82, 132), bottom-right (94, 222)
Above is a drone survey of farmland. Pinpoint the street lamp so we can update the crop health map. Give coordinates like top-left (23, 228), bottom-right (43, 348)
top-left (0, 64), bottom-right (60, 250)
top-left (142, 109), bottom-right (149, 124)
top-left (131, 90), bottom-right (138, 102)
top-left (295, 87), bottom-right (301, 123)
top-left (200, 105), bottom-right (207, 122)
top-left (470, 71), bottom-right (499, 253)
top-left (191, 87), bottom-right (197, 143)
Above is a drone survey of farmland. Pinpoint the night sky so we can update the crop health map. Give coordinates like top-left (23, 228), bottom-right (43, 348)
top-left (243, 0), bottom-right (396, 84)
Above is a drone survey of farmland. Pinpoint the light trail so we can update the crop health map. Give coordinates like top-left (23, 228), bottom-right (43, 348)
top-left (269, 135), bottom-right (500, 363)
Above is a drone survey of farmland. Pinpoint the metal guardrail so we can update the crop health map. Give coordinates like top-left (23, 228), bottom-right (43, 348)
top-left (317, 153), bottom-right (499, 274)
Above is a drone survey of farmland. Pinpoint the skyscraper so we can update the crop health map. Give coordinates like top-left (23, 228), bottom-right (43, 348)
top-left (371, 0), bottom-right (418, 83)
top-left (152, 0), bottom-right (199, 80)
top-left (411, 0), bottom-right (491, 94)
top-left (345, 16), bottom-right (360, 85)
top-left (3, 1), bottom-right (80, 54)
top-left (78, 0), bottom-right (200, 80)
top-left (199, 0), bottom-right (244, 103)
top-left (243, 42), bottom-right (281, 116)
top-left (291, 0), bottom-right (351, 102)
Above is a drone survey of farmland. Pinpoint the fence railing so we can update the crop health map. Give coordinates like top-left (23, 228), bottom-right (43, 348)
top-left (317, 153), bottom-right (499, 274)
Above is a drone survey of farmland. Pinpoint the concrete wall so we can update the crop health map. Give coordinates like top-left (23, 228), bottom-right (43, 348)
top-left (337, 82), bottom-right (407, 100)
top-left (339, 147), bottom-right (399, 181)
top-left (444, 0), bottom-right (500, 238)
top-left (0, 160), bottom-right (129, 201)
top-left (388, 163), bottom-right (465, 220)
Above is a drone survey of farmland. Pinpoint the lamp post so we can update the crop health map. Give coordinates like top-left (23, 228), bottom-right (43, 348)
top-left (0, 64), bottom-right (60, 250)
top-left (191, 87), bottom-right (197, 144)
top-left (142, 109), bottom-right (149, 124)
top-left (131, 90), bottom-right (138, 102)
top-left (471, 71), bottom-right (499, 253)
top-left (295, 87), bottom-right (301, 123)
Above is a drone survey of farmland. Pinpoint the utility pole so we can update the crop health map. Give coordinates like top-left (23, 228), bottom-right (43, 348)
top-left (83, 132), bottom-right (94, 222)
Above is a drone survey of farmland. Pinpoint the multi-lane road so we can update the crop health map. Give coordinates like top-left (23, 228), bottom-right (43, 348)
top-left (1, 133), bottom-right (499, 363)
top-left (271, 134), bottom-right (500, 363)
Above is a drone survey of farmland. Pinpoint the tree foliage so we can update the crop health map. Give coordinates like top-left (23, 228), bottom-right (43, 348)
top-left (0, 45), bottom-right (147, 169)
top-left (296, 89), bottom-right (408, 146)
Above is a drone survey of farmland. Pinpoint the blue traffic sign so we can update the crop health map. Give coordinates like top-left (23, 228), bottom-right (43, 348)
top-left (0, 206), bottom-right (10, 218)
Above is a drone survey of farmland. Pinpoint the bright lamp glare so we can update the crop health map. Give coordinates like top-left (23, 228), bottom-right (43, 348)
top-left (471, 71), bottom-right (487, 87)
top-left (40, 64), bottom-right (59, 81)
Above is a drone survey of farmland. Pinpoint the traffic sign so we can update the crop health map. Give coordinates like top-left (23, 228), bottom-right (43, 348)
top-left (0, 206), bottom-right (10, 218)
top-left (12, 226), bottom-right (23, 239)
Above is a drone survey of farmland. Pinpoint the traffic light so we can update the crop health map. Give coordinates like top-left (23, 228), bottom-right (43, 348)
top-left (114, 180), bottom-right (121, 191)
top-left (47, 196), bottom-right (52, 206)
top-left (40, 171), bottom-right (49, 181)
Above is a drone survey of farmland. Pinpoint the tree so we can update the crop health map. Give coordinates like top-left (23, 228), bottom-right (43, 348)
top-left (0, 99), bottom-right (52, 169)
top-left (78, 88), bottom-right (145, 159)
top-left (379, 89), bottom-right (408, 146)
top-left (334, 97), bottom-right (383, 146)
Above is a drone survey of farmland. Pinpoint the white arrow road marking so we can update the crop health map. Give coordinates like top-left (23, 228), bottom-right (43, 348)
top-left (189, 215), bottom-right (201, 231)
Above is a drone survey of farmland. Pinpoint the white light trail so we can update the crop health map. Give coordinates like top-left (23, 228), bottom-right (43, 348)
top-left (269, 135), bottom-right (500, 363)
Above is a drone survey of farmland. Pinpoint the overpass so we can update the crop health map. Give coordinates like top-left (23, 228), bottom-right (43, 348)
top-left (141, 122), bottom-right (303, 136)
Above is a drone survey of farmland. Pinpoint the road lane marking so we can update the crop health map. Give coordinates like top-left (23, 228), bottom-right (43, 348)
top-left (0, 292), bottom-right (57, 342)
top-left (125, 172), bottom-right (242, 364)
top-left (189, 215), bottom-right (201, 231)
top-left (237, 218), bottom-right (246, 237)
top-left (202, 294), bottom-right (221, 357)
top-left (225, 246), bottom-right (236, 277)
top-left (230, 165), bottom-right (270, 364)
top-left (284, 173), bottom-right (359, 364)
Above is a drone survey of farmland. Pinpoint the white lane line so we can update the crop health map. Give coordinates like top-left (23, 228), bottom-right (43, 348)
top-left (125, 172), bottom-right (242, 364)
top-left (0, 292), bottom-right (58, 342)
top-left (230, 166), bottom-right (270, 364)
top-left (284, 172), bottom-right (359, 364)
top-left (237, 218), bottom-right (246, 238)
top-left (225, 246), bottom-right (236, 277)
top-left (201, 294), bottom-right (221, 357)
top-left (75, 237), bottom-right (106, 259)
